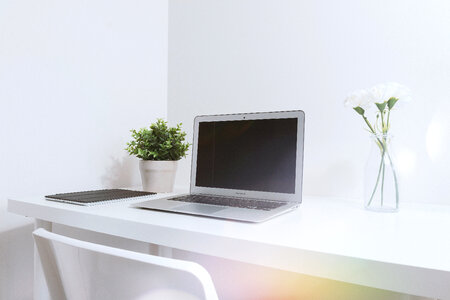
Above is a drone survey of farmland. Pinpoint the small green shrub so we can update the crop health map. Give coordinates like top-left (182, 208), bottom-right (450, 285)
top-left (126, 119), bottom-right (190, 161)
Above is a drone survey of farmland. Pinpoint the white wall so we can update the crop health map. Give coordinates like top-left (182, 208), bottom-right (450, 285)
top-left (0, 1), bottom-right (168, 299)
top-left (168, 0), bottom-right (450, 205)
top-left (1, 0), bottom-right (448, 298)
top-left (168, 0), bottom-right (449, 299)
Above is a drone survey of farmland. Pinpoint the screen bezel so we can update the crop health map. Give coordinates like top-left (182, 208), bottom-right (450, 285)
top-left (190, 110), bottom-right (305, 203)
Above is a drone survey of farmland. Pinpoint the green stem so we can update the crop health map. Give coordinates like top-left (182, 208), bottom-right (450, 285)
top-left (380, 153), bottom-right (385, 206)
top-left (362, 115), bottom-right (384, 149)
top-left (386, 110), bottom-right (391, 132)
top-left (363, 116), bottom-right (376, 134)
top-left (361, 114), bottom-right (395, 209)
top-left (380, 136), bottom-right (388, 206)
top-left (367, 151), bottom-right (384, 207)
top-left (385, 148), bottom-right (399, 209)
top-left (384, 109), bottom-right (397, 208)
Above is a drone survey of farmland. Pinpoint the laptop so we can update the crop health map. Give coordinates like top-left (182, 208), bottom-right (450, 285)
top-left (133, 110), bottom-right (305, 222)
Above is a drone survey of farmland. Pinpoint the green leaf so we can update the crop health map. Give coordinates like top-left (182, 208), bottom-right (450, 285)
top-left (375, 102), bottom-right (387, 112)
top-left (353, 106), bottom-right (365, 115)
top-left (125, 119), bottom-right (190, 161)
top-left (387, 97), bottom-right (398, 110)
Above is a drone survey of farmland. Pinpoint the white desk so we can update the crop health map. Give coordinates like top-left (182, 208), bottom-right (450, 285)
top-left (8, 193), bottom-right (450, 300)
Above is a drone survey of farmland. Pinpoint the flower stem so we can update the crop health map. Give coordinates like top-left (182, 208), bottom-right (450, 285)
top-left (380, 110), bottom-right (386, 133)
top-left (385, 148), bottom-right (399, 209)
top-left (380, 153), bottom-right (385, 206)
top-left (380, 136), bottom-right (388, 206)
top-left (386, 110), bottom-right (391, 131)
top-left (361, 115), bottom-right (395, 209)
top-left (363, 116), bottom-right (376, 134)
top-left (361, 115), bottom-right (384, 149)
top-left (367, 151), bottom-right (384, 207)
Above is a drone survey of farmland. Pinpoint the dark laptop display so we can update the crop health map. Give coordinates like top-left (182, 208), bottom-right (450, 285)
top-left (195, 118), bottom-right (298, 193)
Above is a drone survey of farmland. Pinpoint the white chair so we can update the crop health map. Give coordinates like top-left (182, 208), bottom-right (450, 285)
top-left (33, 228), bottom-right (218, 300)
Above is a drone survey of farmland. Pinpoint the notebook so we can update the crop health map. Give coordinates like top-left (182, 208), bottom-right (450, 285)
top-left (45, 189), bottom-right (156, 206)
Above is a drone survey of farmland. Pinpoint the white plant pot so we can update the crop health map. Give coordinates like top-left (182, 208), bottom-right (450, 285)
top-left (139, 160), bottom-right (178, 193)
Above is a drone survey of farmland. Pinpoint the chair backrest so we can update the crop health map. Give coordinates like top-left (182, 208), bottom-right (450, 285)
top-left (33, 228), bottom-right (218, 300)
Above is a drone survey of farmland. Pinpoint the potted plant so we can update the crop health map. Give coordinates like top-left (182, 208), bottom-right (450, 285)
top-left (126, 119), bottom-right (190, 193)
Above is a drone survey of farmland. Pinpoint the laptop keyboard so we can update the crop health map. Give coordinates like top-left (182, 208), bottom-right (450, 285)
top-left (168, 195), bottom-right (285, 211)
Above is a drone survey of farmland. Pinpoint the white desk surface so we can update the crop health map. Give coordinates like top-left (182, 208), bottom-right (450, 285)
top-left (8, 193), bottom-right (450, 299)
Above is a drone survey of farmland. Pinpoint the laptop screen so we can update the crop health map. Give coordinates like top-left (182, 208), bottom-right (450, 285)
top-left (195, 118), bottom-right (298, 194)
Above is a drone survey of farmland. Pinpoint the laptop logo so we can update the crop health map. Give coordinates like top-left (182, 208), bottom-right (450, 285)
top-left (235, 192), bottom-right (246, 195)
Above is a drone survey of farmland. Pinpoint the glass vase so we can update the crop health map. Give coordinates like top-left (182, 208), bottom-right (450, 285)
top-left (364, 133), bottom-right (399, 212)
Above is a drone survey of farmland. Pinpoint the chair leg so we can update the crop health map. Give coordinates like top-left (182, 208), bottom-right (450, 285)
top-left (148, 243), bottom-right (173, 258)
top-left (34, 219), bottom-right (52, 300)
top-left (158, 245), bottom-right (173, 258)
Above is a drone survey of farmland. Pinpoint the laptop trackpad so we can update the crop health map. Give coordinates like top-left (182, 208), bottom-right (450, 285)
top-left (174, 203), bottom-right (225, 214)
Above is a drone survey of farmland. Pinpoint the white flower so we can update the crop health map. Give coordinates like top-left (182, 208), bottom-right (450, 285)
top-left (344, 89), bottom-right (372, 109)
top-left (389, 82), bottom-right (412, 103)
top-left (368, 83), bottom-right (388, 104)
top-left (345, 82), bottom-right (411, 136)
top-left (369, 82), bottom-right (411, 104)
